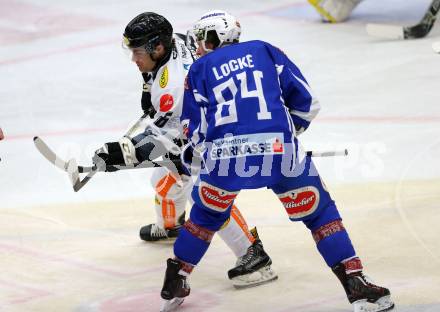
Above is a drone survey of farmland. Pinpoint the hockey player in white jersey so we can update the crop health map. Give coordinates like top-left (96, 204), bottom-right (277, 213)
top-left (159, 10), bottom-right (394, 312)
top-left (92, 12), bottom-right (277, 289)
top-left (308, 0), bottom-right (364, 22)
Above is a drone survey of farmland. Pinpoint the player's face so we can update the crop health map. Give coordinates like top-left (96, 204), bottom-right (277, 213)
top-left (131, 47), bottom-right (156, 73)
top-left (196, 41), bottom-right (215, 57)
top-left (196, 41), bottom-right (208, 57)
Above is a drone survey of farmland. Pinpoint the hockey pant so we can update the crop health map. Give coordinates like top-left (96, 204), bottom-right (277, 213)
top-left (174, 155), bottom-right (356, 268)
top-left (150, 167), bottom-right (254, 257)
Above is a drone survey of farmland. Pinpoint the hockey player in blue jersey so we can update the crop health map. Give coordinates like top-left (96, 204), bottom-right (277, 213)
top-left (159, 10), bottom-right (394, 312)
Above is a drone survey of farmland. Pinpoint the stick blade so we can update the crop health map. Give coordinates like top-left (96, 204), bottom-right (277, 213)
top-left (366, 23), bottom-right (405, 40)
top-left (67, 158), bottom-right (81, 192)
top-left (34, 136), bottom-right (69, 171)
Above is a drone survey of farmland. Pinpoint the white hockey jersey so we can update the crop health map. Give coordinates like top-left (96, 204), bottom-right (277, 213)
top-left (132, 34), bottom-right (194, 158)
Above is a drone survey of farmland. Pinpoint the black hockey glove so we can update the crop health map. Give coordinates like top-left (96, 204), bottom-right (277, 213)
top-left (164, 151), bottom-right (187, 176)
top-left (92, 138), bottom-right (138, 172)
top-left (295, 124), bottom-right (306, 135)
top-left (181, 143), bottom-right (203, 175)
top-left (141, 73), bottom-right (156, 118)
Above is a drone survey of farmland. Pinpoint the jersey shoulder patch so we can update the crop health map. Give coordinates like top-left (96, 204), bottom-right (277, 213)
top-left (159, 93), bottom-right (174, 112)
top-left (159, 66), bottom-right (169, 88)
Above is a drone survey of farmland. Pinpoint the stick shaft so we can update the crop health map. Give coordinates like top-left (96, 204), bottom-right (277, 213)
top-left (306, 149), bottom-right (348, 157)
top-left (74, 113), bottom-right (149, 190)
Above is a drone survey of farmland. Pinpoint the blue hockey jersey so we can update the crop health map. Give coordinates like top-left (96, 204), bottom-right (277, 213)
top-left (181, 40), bottom-right (320, 189)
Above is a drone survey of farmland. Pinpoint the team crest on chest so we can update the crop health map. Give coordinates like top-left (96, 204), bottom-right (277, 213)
top-left (159, 66), bottom-right (169, 88)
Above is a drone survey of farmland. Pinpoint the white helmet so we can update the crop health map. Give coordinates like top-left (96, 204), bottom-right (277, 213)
top-left (193, 10), bottom-right (241, 52)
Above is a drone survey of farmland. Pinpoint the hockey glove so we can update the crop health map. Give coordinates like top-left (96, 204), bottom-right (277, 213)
top-left (295, 124), bottom-right (306, 136)
top-left (181, 143), bottom-right (203, 175)
top-left (93, 137), bottom-right (138, 172)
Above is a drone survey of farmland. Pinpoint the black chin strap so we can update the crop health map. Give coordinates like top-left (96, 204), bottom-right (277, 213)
top-left (150, 40), bottom-right (174, 79)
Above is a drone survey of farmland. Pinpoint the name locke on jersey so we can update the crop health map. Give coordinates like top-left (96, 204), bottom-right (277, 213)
top-left (212, 54), bottom-right (254, 80)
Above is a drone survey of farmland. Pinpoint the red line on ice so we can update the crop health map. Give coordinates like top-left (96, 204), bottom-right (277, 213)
top-left (3, 115), bottom-right (439, 141)
top-left (0, 242), bottom-right (163, 278)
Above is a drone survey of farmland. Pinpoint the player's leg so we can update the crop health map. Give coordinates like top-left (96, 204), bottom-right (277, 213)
top-left (183, 174), bottom-right (278, 288)
top-left (219, 206), bottom-right (278, 288)
top-left (308, 0), bottom-right (363, 23)
top-left (140, 167), bottom-right (189, 241)
top-left (161, 178), bottom-right (238, 307)
top-left (271, 155), bottom-right (394, 312)
top-left (217, 205), bottom-right (255, 257)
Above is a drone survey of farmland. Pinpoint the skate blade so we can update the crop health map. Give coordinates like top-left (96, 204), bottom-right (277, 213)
top-left (160, 297), bottom-right (184, 312)
top-left (231, 266), bottom-right (279, 289)
top-left (353, 296), bottom-right (395, 312)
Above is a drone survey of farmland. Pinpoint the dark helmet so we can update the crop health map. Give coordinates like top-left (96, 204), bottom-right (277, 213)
top-left (123, 12), bottom-right (173, 52)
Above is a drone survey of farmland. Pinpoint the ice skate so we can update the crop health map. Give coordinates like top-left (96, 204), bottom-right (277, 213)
top-left (160, 297), bottom-right (184, 312)
top-left (160, 258), bottom-right (191, 312)
top-left (139, 212), bottom-right (185, 242)
top-left (333, 262), bottom-right (394, 312)
top-left (227, 227), bottom-right (278, 289)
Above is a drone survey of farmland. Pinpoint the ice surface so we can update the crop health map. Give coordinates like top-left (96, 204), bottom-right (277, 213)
top-left (0, 1), bottom-right (439, 311)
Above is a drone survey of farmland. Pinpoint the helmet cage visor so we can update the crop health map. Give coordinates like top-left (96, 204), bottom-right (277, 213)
top-left (191, 24), bottom-right (215, 53)
top-left (122, 34), bottom-right (161, 53)
top-left (194, 27), bottom-right (207, 42)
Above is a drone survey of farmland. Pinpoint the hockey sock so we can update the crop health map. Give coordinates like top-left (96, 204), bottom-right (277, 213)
top-left (174, 201), bottom-right (230, 265)
top-left (173, 219), bottom-right (215, 265)
top-left (341, 256), bottom-right (363, 274)
top-left (312, 219), bottom-right (356, 267)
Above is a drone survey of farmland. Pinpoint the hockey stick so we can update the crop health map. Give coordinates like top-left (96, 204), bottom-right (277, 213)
top-left (35, 113), bottom-right (150, 191)
top-left (35, 134), bottom-right (348, 191)
top-left (69, 159), bottom-right (181, 192)
top-left (34, 112), bottom-right (150, 173)
top-left (33, 137), bottom-right (96, 192)
top-left (34, 135), bottom-right (181, 191)
top-left (34, 136), bottom-right (94, 173)
top-left (68, 148), bottom-right (348, 192)
top-left (66, 112), bottom-right (152, 191)
top-left (366, 0), bottom-right (440, 39)
top-left (306, 149), bottom-right (348, 157)
top-left (36, 135), bottom-right (348, 174)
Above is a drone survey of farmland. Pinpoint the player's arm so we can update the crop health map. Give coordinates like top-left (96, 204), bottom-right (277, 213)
top-left (267, 44), bottom-right (320, 135)
top-left (141, 73), bottom-right (157, 117)
top-left (131, 69), bottom-right (188, 158)
top-left (181, 72), bottom-right (206, 147)
top-left (92, 118), bottom-right (181, 172)
top-left (92, 81), bottom-right (182, 171)
top-left (180, 71), bottom-right (208, 171)
top-left (129, 85), bottom-right (184, 164)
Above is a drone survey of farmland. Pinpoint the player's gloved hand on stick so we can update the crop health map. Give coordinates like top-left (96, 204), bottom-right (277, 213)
top-left (181, 143), bottom-right (203, 175)
top-left (92, 137), bottom-right (138, 172)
